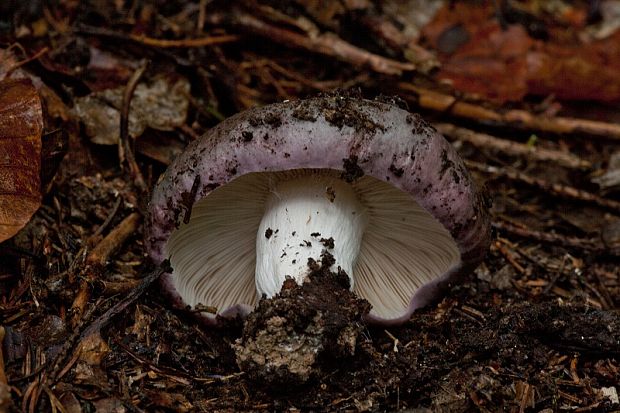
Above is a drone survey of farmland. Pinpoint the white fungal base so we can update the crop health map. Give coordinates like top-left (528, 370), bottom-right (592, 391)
top-left (255, 175), bottom-right (368, 298)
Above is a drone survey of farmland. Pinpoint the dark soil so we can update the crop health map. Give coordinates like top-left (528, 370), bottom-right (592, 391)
top-left (235, 252), bottom-right (370, 388)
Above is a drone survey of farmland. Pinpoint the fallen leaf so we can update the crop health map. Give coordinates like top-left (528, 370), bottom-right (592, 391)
top-left (93, 398), bottom-right (126, 413)
top-left (0, 78), bottom-right (43, 243)
top-left (72, 75), bottom-right (191, 145)
top-left (423, 3), bottom-right (620, 103)
top-left (79, 332), bottom-right (111, 366)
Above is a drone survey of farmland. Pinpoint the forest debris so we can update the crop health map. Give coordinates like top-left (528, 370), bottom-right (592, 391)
top-left (0, 78), bottom-right (43, 243)
top-left (380, 0), bottom-right (445, 44)
top-left (234, 255), bottom-right (370, 386)
top-left (2, 1), bottom-right (619, 411)
top-left (119, 61), bottom-right (148, 193)
top-left (129, 33), bottom-right (239, 48)
top-left (78, 331), bottom-right (110, 366)
top-left (493, 219), bottom-right (611, 253)
top-left (465, 160), bottom-right (620, 213)
top-left (600, 387), bottom-right (619, 404)
top-left (592, 150), bottom-right (620, 191)
top-left (86, 212), bottom-right (141, 266)
top-left (135, 132), bottom-right (185, 165)
top-left (71, 212), bottom-right (141, 325)
top-left (438, 123), bottom-right (590, 169)
top-left (40, 129), bottom-right (68, 194)
top-left (228, 11), bottom-right (416, 75)
top-left (79, 261), bottom-right (170, 340)
top-left (602, 220), bottom-right (620, 248)
top-left (58, 391), bottom-right (82, 413)
top-left (587, 1), bottom-right (620, 39)
top-left (423, 2), bottom-right (620, 103)
top-left (144, 389), bottom-right (193, 412)
top-left (92, 397), bottom-right (125, 412)
top-left (72, 75), bottom-right (190, 145)
top-left (400, 83), bottom-right (620, 140)
top-left (0, 327), bottom-right (12, 410)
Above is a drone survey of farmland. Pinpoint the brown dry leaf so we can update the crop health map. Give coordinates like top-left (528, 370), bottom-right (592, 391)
top-left (72, 75), bottom-right (190, 145)
top-left (0, 78), bottom-right (43, 243)
top-left (592, 150), bottom-right (620, 191)
top-left (79, 332), bottom-right (111, 366)
top-left (144, 390), bottom-right (193, 412)
top-left (58, 392), bottom-right (83, 413)
top-left (92, 398), bottom-right (126, 413)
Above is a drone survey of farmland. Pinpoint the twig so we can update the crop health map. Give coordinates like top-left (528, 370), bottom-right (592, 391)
top-left (91, 196), bottom-right (122, 239)
top-left (49, 263), bottom-right (169, 386)
top-left (80, 261), bottom-right (171, 339)
top-left (399, 84), bottom-right (620, 141)
top-left (590, 268), bottom-right (616, 309)
top-left (4, 47), bottom-right (49, 77)
top-left (494, 239), bottom-right (526, 274)
top-left (465, 160), bottom-right (620, 213)
top-left (49, 303), bottom-right (99, 384)
top-left (87, 212), bottom-right (141, 266)
top-left (119, 61), bottom-right (148, 192)
top-left (493, 220), bottom-right (615, 254)
top-left (0, 327), bottom-right (11, 411)
top-left (128, 34), bottom-right (239, 48)
top-left (230, 11), bottom-right (416, 75)
top-left (437, 123), bottom-right (591, 170)
top-left (70, 212), bottom-right (141, 325)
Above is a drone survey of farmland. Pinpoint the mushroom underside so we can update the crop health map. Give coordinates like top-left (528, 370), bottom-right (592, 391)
top-left (165, 168), bottom-right (460, 321)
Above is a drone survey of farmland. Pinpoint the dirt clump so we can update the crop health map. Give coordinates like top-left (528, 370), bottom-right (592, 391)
top-left (233, 252), bottom-right (370, 387)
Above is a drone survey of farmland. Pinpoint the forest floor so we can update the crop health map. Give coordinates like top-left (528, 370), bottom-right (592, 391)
top-left (1, 1), bottom-right (619, 412)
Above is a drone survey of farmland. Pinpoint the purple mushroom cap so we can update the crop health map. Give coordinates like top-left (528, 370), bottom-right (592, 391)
top-left (145, 96), bottom-right (491, 325)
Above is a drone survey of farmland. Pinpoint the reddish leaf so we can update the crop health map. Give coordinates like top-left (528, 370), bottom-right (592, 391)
top-left (0, 78), bottom-right (43, 242)
top-left (423, 3), bottom-right (620, 103)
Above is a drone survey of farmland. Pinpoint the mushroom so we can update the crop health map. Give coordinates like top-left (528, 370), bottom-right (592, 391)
top-left (146, 95), bottom-right (491, 325)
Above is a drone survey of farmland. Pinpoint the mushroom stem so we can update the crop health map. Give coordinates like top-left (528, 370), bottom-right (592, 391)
top-left (255, 174), bottom-right (368, 298)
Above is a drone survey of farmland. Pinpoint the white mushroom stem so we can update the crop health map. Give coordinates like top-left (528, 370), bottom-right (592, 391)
top-left (255, 175), bottom-right (368, 298)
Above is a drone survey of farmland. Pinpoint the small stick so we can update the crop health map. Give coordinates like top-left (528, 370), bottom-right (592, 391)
top-left (5, 47), bottom-right (49, 76)
top-left (128, 34), bottom-right (239, 48)
top-left (119, 61), bottom-right (148, 193)
top-left (492, 220), bottom-right (612, 253)
top-left (437, 123), bottom-right (590, 170)
top-left (87, 212), bottom-right (141, 266)
top-left (0, 328), bottom-right (9, 407)
top-left (494, 239), bottom-right (526, 274)
top-left (97, 278), bottom-right (142, 296)
top-left (465, 160), bottom-right (620, 213)
top-left (70, 212), bottom-right (141, 325)
top-left (399, 84), bottom-right (620, 141)
top-left (80, 261), bottom-right (170, 339)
